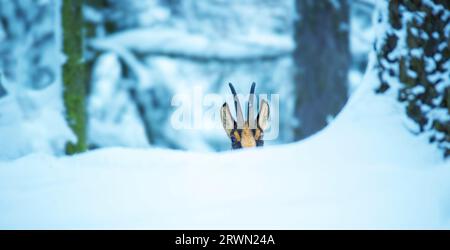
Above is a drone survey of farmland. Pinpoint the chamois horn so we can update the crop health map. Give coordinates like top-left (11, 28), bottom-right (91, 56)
top-left (248, 82), bottom-right (256, 129)
top-left (228, 83), bottom-right (244, 128)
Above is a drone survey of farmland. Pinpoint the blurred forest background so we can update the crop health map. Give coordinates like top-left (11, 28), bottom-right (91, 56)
top-left (0, 0), bottom-right (448, 157)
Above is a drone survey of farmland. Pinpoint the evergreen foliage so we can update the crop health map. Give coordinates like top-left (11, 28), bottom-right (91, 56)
top-left (375, 0), bottom-right (449, 157)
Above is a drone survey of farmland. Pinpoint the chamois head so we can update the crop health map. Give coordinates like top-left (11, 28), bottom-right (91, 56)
top-left (221, 82), bottom-right (269, 149)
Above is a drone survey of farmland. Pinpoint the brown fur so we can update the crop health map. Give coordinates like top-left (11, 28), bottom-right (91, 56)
top-left (240, 123), bottom-right (257, 148)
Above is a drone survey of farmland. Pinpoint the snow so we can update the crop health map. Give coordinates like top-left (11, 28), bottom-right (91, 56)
top-left (0, 78), bottom-right (75, 160)
top-left (0, 53), bottom-right (449, 229)
top-left (349, 0), bottom-right (375, 91)
top-left (0, 0), bottom-right (73, 160)
top-left (87, 53), bottom-right (148, 148)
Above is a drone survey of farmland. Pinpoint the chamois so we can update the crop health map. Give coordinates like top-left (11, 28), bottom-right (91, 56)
top-left (220, 82), bottom-right (269, 149)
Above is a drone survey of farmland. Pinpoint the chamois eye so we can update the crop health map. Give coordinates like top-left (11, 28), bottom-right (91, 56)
top-left (231, 137), bottom-right (240, 148)
top-left (230, 133), bottom-right (242, 149)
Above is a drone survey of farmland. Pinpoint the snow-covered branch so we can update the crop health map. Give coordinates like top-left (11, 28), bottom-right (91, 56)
top-left (88, 39), bottom-right (152, 89)
top-left (352, 0), bottom-right (375, 11)
top-left (89, 27), bottom-right (294, 63)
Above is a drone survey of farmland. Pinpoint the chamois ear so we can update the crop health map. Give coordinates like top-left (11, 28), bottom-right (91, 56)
top-left (220, 103), bottom-right (235, 137)
top-left (257, 99), bottom-right (270, 130)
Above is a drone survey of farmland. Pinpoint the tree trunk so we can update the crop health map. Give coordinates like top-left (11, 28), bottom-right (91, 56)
top-left (293, 0), bottom-right (350, 140)
top-left (0, 74), bottom-right (6, 97)
top-left (62, 0), bottom-right (86, 154)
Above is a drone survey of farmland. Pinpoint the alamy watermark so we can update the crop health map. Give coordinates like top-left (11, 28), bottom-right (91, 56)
top-left (170, 85), bottom-right (279, 140)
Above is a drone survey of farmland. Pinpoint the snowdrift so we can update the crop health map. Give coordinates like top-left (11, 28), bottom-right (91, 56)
top-left (0, 56), bottom-right (449, 229)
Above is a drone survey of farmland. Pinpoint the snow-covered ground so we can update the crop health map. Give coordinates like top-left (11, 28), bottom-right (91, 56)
top-left (0, 55), bottom-right (449, 229)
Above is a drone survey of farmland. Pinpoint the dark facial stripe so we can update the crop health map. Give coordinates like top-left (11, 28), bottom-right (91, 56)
top-left (229, 128), bottom-right (264, 149)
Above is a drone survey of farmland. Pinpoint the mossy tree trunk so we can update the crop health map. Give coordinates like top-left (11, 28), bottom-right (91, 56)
top-left (293, 0), bottom-right (350, 140)
top-left (62, 0), bottom-right (86, 154)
